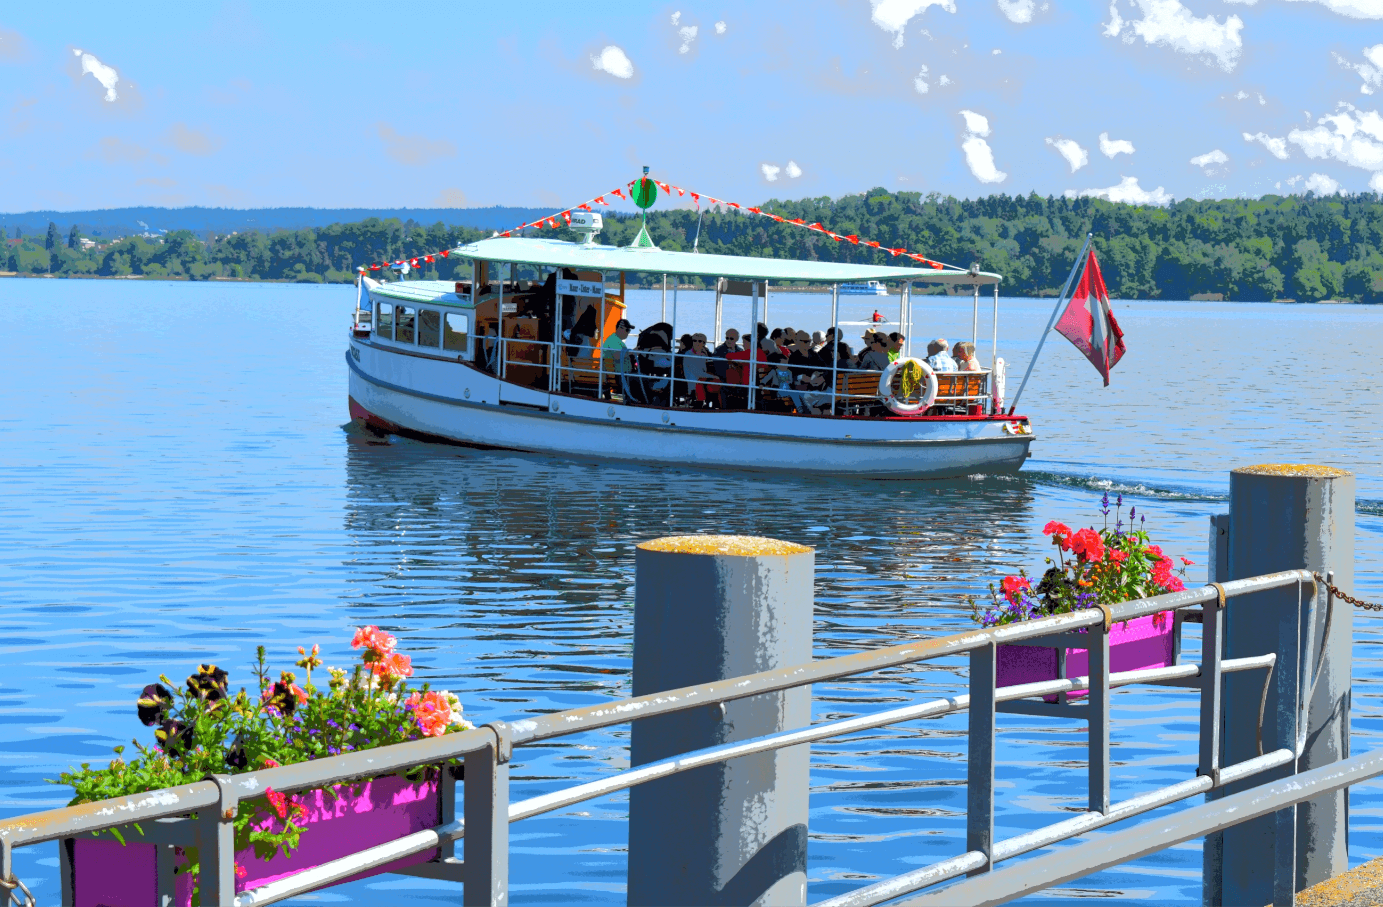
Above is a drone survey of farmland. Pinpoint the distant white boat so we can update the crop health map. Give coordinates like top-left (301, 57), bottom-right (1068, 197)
top-left (838, 280), bottom-right (889, 296)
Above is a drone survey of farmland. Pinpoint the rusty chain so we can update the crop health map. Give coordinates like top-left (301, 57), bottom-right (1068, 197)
top-left (1314, 572), bottom-right (1383, 612)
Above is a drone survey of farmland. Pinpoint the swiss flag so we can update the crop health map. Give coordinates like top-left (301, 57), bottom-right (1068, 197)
top-left (1054, 249), bottom-right (1126, 386)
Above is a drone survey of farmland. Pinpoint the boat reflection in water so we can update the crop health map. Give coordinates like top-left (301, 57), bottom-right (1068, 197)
top-left (338, 430), bottom-right (1044, 901)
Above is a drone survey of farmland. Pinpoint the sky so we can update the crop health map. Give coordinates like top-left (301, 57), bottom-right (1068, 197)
top-left (1, 0), bottom-right (1382, 214)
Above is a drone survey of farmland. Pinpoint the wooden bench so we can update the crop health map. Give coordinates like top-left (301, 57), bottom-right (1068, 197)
top-left (564, 355), bottom-right (620, 398)
top-left (833, 369), bottom-right (990, 415)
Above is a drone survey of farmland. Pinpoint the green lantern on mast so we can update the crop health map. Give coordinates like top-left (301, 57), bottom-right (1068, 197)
top-left (628, 165), bottom-right (658, 249)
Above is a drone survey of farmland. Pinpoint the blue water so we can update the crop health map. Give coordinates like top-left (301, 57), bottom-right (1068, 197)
top-left (2, 278), bottom-right (1381, 904)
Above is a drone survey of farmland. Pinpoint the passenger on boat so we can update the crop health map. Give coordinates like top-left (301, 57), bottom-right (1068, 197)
top-left (760, 354), bottom-right (812, 414)
top-left (836, 342), bottom-right (858, 370)
top-left (887, 333), bottom-right (905, 362)
top-left (927, 338), bottom-right (958, 373)
top-left (711, 328), bottom-right (739, 383)
top-left (602, 319), bottom-right (634, 393)
top-left (953, 341), bottom-right (981, 372)
top-left (858, 334), bottom-right (892, 371)
top-left (769, 328), bottom-right (789, 357)
top-left (682, 334), bottom-right (722, 407)
top-left (811, 331), bottom-right (827, 353)
top-left (725, 338), bottom-right (767, 408)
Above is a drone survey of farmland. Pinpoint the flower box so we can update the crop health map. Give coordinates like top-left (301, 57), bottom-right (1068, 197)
top-left (996, 612), bottom-right (1176, 702)
top-left (70, 772), bottom-right (441, 907)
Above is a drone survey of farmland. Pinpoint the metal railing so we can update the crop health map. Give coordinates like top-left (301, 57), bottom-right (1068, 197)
top-left (0, 568), bottom-right (1338, 906)
top-left (424, 329), bottom-right (998, 417)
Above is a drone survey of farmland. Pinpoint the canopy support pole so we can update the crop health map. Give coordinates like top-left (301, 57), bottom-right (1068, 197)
top-left (748, 281), bottom-right (759, 412)
top-left (899, 282), bottom-right (906, 336)
top-left (714, 279), bottom-right (723, 344)
top-left (1008, 232), bottom-right (1092, 415)
top-left (972, 283), bottom-right (979, 346)
top-left (499, 263), bottom-right (506, 380)
top-left (762, 280), bottom-right (770, 325)
top-left (550, 267), bottom-right (561, 393)
top-left (991, 282), bottom-right (999, 369)
top-left (830, 283), bottom-right (840, 414)
top-left (598, 272), bottom-right (607, 400)
top-left (661, 274), bottom-right (667, 322)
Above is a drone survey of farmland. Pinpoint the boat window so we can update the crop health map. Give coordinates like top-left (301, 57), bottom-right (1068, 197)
top-left (396, 306), bottom-right (416, 344)
top-left (443, 312), bottom-right (469, 352)
top-left (419, 309), bottom-right (440, 348)
top-left (376, 302), bottom-right (393, 338)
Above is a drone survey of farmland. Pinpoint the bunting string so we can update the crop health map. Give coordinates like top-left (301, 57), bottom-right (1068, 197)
top-left (355, 176), bottom-right (956, 274)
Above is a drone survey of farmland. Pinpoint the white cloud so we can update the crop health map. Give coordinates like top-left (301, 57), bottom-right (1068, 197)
top-left (993, 48), bottom-right (1003, 54)
top-left (1103, 0), bottom-right (1244, 72)
top-left (914, 64), bottom-right (930, 94)
top-left (962, 136), bottom-right (1008, 183)
top-left (677, 25), bottom-right (699, 54)
top-left (761, 163), bottom-right (781, 182)
top-left (1190, 148), bottom-right (1230, 172)
top-left (959, 110), bottom-right (1006, 183)
top-left (1099, 132), bottom-right (1136, 157)
top-left (1303, 172), bottom-right (1342, 194)
top-left (671, 11), bottom-right (681, 24)
top-left (1046, 137), bottom-right (1090, 172)
top-left (1335, 45), bottom-right (1383, 95)
top-left (939, 74), bottom-right (953, 85)
top-left (591, 46), bottom-right (634, 79)
top-left (1287, 104), bottom-right (1383, 172)
top-left (870, 0), bottom-right (956, 48)
top-left (786, 160), bottom-right (802, 178)
top-left (72, 48), bottom-right (119, 102)
top-left (715, 21), bottom-right (727, 34)
top-left (1371, 172), bottom-right (1383, 190)
top-left (1286, 0), bottom-right (1383, 18)
top-left (1066, 176), bottom-right (1173, 205)
top-left (959, 109), bottom-right (991, 136)
top-left (1243, 131), bottom-right (1291, 159)
top-left (997, 0), bottom-right (1036, 23)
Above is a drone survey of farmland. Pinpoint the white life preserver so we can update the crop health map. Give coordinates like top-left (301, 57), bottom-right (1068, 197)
top-left (879, 357), bottom-right (938, 415)
top-left (991, 356), bottom-right (1007, 412)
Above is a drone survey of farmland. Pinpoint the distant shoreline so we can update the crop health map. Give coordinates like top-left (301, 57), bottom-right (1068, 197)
top-left (1, 271), bottom-right (1370, 304)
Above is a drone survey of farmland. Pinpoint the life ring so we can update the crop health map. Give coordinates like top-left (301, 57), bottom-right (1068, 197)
top-left (879, 357), bottom-right (938, 415)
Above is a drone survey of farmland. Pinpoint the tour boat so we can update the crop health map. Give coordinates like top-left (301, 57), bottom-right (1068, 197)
top-left (838, 280), bottom-right (890, 296)
top-left (345, 214), bottom-right (1034, 478)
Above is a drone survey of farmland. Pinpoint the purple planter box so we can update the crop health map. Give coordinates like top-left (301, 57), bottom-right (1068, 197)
top-left (71, 773), bottom-right (440, 907)
top-left (996, 612), bottom-right (1176, 701)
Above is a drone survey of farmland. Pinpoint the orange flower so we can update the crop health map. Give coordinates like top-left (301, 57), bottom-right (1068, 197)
top-left (369, 651), bottom-right (412, 680)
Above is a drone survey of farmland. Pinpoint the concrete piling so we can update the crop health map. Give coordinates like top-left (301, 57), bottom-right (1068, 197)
top-left (1207, 464), bottom-right (1354, 906)
top-left (627, 535), bottom-right (813, 907)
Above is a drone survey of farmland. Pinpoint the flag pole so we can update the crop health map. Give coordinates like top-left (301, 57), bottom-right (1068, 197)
top-left (1007, 232), bottom-right (1093, 416)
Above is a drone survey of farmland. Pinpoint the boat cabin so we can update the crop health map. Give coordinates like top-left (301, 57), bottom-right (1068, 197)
top-left (356, 236), bottom-right (1005, 420)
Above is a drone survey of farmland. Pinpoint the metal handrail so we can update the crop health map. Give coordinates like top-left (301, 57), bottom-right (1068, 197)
top-left (0, 568), bottom-right (1317, 906)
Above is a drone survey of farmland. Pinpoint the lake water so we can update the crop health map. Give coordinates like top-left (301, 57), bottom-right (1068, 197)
top-left (2, 278), bottom-right (1381, 905)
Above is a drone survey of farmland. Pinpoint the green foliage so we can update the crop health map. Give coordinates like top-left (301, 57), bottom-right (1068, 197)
top-left (11, 190), bottom-right (1383, 300)
top-left (52, 632), bottom-right (473, 894)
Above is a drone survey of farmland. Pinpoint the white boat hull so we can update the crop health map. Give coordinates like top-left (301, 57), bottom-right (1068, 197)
top-left (345, 339), bottom-right (1034, 479)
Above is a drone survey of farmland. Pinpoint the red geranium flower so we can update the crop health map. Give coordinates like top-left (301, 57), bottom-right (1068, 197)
top-left (999, 575), bottom-right (1031, 605)
top-left (1069, 528), bottom-right (1105, 562)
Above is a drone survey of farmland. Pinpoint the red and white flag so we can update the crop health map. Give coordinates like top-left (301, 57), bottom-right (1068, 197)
top-left (1054, 250), bottom-right (1125, 386)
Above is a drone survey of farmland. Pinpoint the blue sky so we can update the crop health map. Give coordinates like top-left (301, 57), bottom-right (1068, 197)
top-left (2, 0), bottom-right (1381, 214)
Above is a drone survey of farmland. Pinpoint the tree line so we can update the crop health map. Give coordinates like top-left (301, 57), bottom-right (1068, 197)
top-left (4, 190), bottom-right (1381, 301)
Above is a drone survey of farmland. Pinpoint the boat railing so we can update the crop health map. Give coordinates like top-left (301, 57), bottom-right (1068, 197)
top-left (0, 568), bottom-right (1335, 905)
top-left (480, 334), bottom-right (994, 417)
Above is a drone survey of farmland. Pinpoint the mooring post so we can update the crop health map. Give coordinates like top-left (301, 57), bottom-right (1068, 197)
top-left (1206, 465), bottom-right (1354, 906)
top-left (627, 535), bottom-right (813, 907)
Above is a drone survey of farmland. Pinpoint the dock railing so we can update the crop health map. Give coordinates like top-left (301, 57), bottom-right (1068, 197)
top-left (0, 466), bottom-right (1359, 907)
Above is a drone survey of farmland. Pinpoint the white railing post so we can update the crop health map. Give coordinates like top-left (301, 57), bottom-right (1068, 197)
top-left (198, 774), bottom-right (239, 907)
top-left (967, 642), bottom-right (996, 875)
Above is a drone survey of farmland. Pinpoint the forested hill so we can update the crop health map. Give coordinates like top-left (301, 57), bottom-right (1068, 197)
top-left (4, 190), bottom-right (1381, 302)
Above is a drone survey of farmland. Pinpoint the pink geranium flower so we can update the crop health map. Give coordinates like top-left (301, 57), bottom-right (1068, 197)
top-left (351, 626), bottom-right (397, 656)
top-left (406, 691), bottom-right (453, 737)
top-left (999, 575), bottom-right (1031, 605)
top-left (1069, 528), bottom-right (1104, 562)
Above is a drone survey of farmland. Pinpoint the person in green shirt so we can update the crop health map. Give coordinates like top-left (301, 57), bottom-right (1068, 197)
top-left (602, 318), bottom-right (634, 398)
top-left (887, 332), bottom-right (906, 362)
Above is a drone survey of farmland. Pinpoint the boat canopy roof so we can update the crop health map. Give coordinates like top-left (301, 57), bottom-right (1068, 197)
top-left (367, 279), bottom-right (464, 305)
top-left (455, 236), bottom-right (1002, 285)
